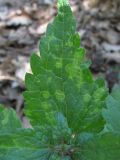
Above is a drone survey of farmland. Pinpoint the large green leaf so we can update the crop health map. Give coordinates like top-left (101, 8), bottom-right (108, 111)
top-left (24, 0), bottom-right (108, 133)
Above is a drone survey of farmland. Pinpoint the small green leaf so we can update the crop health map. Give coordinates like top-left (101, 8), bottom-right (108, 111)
top-left (103, 85), bottom-right (120, 133)
top-left (0, 106), bottom-right (22, 133)
top-left (82, 133), bottom-right (120, 160)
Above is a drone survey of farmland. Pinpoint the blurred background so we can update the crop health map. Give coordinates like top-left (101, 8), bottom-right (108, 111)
top-left (0, 0), bottom-right (120, 127)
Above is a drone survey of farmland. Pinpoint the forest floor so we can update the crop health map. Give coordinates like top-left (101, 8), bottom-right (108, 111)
top-left (0, 0), bottom-right (120, 127)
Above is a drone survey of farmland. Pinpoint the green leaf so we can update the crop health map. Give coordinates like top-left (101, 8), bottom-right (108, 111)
top-left (103, 85), bottom-right (120, 133)
top-left (0, 107), bottom-right (72, 159)
top-left (82, 133), bottom-right (120, 160)
top-left (111, 84), bottom-right (120, 103)
top-left (24, 0), bottom-right (108, 134)
top-left (0, 106), bottom-right (52, 159)
top-left (0, 106), bottom-right (22, 133)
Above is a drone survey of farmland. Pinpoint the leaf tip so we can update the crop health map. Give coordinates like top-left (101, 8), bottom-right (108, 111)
top-left (57, 0), bottom-right (69, 7)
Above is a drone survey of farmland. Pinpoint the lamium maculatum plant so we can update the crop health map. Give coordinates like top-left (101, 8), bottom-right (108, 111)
top-left (0, 0), bottom-right (120, 159)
